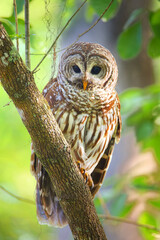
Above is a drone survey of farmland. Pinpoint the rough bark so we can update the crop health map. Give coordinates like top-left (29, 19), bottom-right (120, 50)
top-left (0, 23), bottom-right (107, 240)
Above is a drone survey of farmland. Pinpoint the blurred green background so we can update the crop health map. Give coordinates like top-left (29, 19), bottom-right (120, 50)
top-left (0, 0), bottom-right (160, 240)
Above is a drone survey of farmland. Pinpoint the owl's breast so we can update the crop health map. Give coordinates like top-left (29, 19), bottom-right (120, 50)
top-left (83, 108), bottom-right (118, 174)
top-left (54, 106), bottom-right (88, 162)
top-left (54, 101), bottom-right (118, 175)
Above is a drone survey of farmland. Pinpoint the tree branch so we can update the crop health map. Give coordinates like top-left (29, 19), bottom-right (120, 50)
top-left (13, 0), bottom-right (19, 52)
top-left (25, 0), bottom-right (30, 69)
top-left (0, 23), bottom-right (107, 240)
top-left (99, 214), bottom-right (160, 232)
top-left (0, 185), bottom-right (34, 205)
top-left (77, 0), bottom-right (114, 40)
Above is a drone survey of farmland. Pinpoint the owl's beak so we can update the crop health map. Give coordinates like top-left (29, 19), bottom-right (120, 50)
top-left (82, 79), bottom-right (88, 90)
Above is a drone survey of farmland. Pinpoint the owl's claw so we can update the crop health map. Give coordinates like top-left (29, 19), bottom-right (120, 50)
top-left (76, 161), bottom-right (94, 189)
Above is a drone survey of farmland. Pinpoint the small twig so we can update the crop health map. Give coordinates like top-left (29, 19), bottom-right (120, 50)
top-left (32, 0), bottom-right (87, 73)
top-left (25, 0), bottom-right (30, 69)
top-left (13, 0), bottom-right (19, 52)
top-left (77, 0), bottom-right (114, 40)
top-left (3, 100), bottom-right (12, 107)
top-left (30, 53), bottom-right (47, 56)
top-left (0, 185), bottom-right (35, 205)
top-left (99, 214), bottom-right (160, 232)
top-left (97, 192), bottom-right (111, 216)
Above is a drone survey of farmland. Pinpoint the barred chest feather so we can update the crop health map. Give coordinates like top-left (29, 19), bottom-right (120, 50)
top-left (48, 86), bottom-right (118, 175)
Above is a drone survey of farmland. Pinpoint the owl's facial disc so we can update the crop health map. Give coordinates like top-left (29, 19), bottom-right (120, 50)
top-left (62, 54), bottom-right (85, 90)
top-left (62, 53), bottom-right (113, 91)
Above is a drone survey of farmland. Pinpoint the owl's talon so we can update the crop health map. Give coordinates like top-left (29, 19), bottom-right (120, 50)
top-left (81, 168), bottom-right (85, 175)
top-left (76, 161), bottom-right (94, 189)
top-left (85, 173), bottom-right (94, 189)
top-left (77, 161), bottom-right (81, 169)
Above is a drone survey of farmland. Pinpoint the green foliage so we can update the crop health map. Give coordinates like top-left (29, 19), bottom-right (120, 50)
top-left (149, 198), bottom-right (160, 209)
top-left (147, 36), bottom-right (160, 58)
top-left (139, 212), bottom-right (158, 240)
top-left (120, 85), bottom-right (160, 161)
top-left (123, 8), bottom-right (144, 29)
top-left (89, 0), bottom-right (121, 21)
top-left (149, 9), bottom-right (160, 38)
top-left (0, 18), bottom-right (15, 35)
top-left (117, 22), bottom-right (142, 59)
top-left (130, 175), bottom-right (160, 192)
top-left (117, 6), bottom-right (160, 59)
top-left (15, 0), bottom-right (25, 14)
top-left (96, 84), bottom-right (160, 239)
top-left (116, 7), bottom-right (144, 59)
top-left (147, 9), bottom-right (160, 58)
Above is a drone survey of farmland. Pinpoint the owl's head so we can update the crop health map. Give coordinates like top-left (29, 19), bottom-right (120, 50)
top-left (58, 42), bottom-right (118, 92)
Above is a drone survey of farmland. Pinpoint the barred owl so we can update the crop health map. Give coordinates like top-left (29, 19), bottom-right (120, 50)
top-left (31, 42), bottom-right (121, 227)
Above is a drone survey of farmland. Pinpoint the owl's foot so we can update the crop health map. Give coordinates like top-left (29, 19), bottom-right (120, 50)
top-left (76, 161), bottom-right (94, 189)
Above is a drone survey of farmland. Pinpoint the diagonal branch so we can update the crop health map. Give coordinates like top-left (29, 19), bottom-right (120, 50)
top-left (0, 185), bottom-right (34, 205)
top-left (99, 215), bottom-right (160, 232)
top-left (13, 0), bottom-right (19, 52)
top-left (0, 23), bottom-right (107, 240)
top-left (77, 0), bottom-right (114, 40)
top-left (25, 0), bottom-right (30, 69)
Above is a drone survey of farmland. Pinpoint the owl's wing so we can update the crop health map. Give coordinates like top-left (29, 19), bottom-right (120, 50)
top-left (91, 98), bottom-right (121, 197)
top-left (30, 78), bottom-right (67, 227)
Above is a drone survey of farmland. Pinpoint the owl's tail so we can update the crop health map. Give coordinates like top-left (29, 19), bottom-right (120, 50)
top-left (31, 148), bottom-right (67, 227)
top-left (36, 178), bottom-right (67, 227)
top-left (36, 174), bottom-right (67, 227)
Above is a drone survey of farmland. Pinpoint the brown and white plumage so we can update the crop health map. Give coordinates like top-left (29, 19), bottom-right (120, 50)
top-left (31, 42), bottom-right (121, 227)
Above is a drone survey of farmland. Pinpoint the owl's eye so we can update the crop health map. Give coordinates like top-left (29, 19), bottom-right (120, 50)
top-left (72, 65), bottom-right (81, 73)
top-left (91, 66), bottom-right (101, 75)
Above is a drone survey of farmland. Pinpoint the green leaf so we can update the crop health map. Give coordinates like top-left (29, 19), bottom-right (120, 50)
top-left (85, 4), bottom-right (95, 22)
top-left (17, 18), bottom-right (25, 36)
top-left (120, 88), bottom-right (144, 115)
top-left (139, 212), bottom-right (158, 240)
top-left (130, 175), bottom-right (160, 192)
top-left (0, 18), bottom-right (15, 35)
top-left (136, 121), bottom-right (154, 141)
top-left (147, 37), bottom-right (160, 58)
top-left (94, 197), bottom-right (104, 214)
top-left (109, 193), bottom-right (127, 216)
top-left (143, 134), bottom-right (160, 162)
top-left (119, 202), bottom-right (135, 218)
top-left (117, 22), bottom-right (142, 59)
top-left (90, 0), bottom-right (121, 21)
top-left (15, 0), bottom-right (24, 14)
top-left (149, 198), bottom-right (160, 209)
top-left (149, 9), bottom-right (160, 38)
top-left (146, 84), bottom-right (160, 94)
top-left (124, 8), bottom-right (144, 29)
